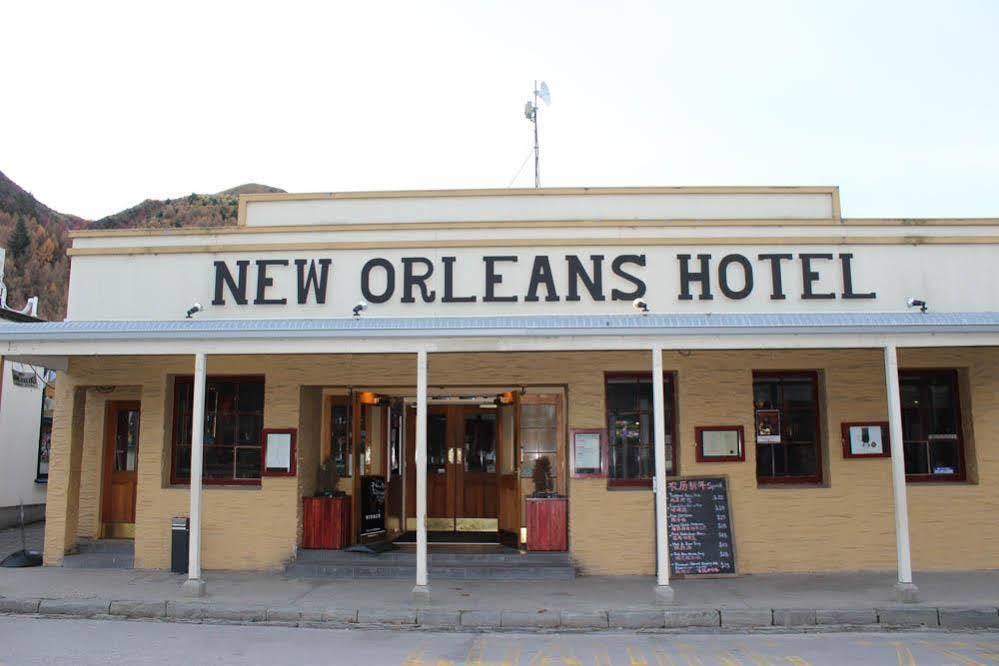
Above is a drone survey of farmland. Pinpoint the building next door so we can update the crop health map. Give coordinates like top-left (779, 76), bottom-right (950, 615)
top-left (101, 400), bottom-right (141, 538)
top-left (406, 403), bottom-right (509, 536)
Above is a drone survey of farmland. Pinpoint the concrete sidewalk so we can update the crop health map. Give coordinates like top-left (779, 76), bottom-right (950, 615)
top-left (2, 567), bottom-right (999, 630)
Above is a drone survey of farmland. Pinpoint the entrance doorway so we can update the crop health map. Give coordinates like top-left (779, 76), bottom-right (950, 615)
top-left (101, 400), bottom-right (141, 538)
top-left (405, 401), bottom-right (519, 544)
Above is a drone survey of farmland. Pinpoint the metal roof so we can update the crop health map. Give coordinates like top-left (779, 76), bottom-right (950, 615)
top-left (2, 312), bottom-right (999, 342)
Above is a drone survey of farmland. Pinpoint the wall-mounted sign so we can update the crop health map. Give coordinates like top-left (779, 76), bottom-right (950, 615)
top-left (841, 422), bottom-right (889, 458)
top-left (696, 426), bottom-right (745, 462)
top-left (261, 428), bottom-right (297, 476)
top-left (570, 429), bottom-right (606, 477)
top-left (11, 368), bottom-right (37, 388)
top-left (207, 251), bottom-right (877, 312)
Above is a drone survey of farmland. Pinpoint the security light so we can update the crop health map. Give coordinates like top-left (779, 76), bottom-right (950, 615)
top-left (632, 297), bottom-right (649, 314)
top-left (906, 298), bottom-right (928, 313)
top-left (352, 300), bottom-right (369, 318)
top-left (185, 303), bottom-right (203, 319)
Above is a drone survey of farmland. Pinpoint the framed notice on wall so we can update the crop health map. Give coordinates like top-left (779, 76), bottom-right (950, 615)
top-left (841, 421), bottom-right (890, 458)
top-left (695, 426), bottom-right (745, 462)
top-left (570, 429), bottom-right (606, 477)
top-left (262, 428), bottom-right (297, 477)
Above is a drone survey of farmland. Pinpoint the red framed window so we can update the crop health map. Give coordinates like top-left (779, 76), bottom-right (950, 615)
top-left (899, 369), bottom-right (966, 482)
top-left (604, 372), bottom-right (677, 487)
top-left (172, 376), bottom-right (265, 485)
top-left (752, 371), bottom-right (822, 484)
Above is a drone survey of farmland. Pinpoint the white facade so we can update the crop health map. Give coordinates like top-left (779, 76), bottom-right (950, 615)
top-left (0, 357), bottom-right (48, 527)
top-left (64, 187), bottom-right (999, 322)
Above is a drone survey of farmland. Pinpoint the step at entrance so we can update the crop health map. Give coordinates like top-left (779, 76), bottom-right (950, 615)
top-left (62, 539), bottom-right (134, 569)
top-left (286, 547), bottom-right (574, 580)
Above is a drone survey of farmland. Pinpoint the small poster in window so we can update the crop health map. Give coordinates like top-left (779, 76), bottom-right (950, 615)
top-left (755, 409), bottom-right (781, 444)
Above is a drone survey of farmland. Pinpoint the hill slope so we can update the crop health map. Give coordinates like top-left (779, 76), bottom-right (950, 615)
top-left (0, 170), bottom-right (285, 319)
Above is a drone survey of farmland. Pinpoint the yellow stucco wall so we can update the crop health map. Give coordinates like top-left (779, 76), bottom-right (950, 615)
top-left (44, 348), bottom-right (999, 575)
top-left (76, 386), bottom-right (142, 539)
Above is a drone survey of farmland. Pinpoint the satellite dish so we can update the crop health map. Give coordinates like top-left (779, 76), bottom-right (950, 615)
top-left (538, 81), bottom-right (551, 105)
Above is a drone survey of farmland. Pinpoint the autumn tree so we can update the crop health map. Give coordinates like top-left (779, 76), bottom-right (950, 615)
top-left (7, 218), bottom-right (30, 259)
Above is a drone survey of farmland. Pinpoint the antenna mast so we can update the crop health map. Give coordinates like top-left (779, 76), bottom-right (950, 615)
top-left (524, 81), bottom-right (551, 188)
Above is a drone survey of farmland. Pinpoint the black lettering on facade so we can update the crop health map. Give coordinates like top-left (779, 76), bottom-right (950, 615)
top-left (525, 256), bottom-right (559, 302)
top-left (566, 255), bottom-right (606, 302)
top-left (610, 254), bottom-right (646, 300)
top-left (294, 259), bottom-right (332, 305)
top-left (757, 253), bottom-right (792, 300)
top-left (360, 258), bottom-right (395, 304)
top-left (717, 254), bottom-right (753, 300)
top-left (839, 253), bottom-right (876, 299)
top-left (212, 260), bottom-right (250, 305)
top-left (254, 259), bottom-right (289, 305)
top-left (401, 257), bottom-right (436, 303)
top-left (677, 254), bottom-right (713, 301)
top-left (800, 253), bottom-right (836, 299)
top-left (483, 256), bottom-right (518, 302)
top-left (442, 256), bottom-right (476, 303)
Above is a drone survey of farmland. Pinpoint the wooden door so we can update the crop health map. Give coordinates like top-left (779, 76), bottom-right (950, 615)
top-left (405, 406), bottom-right (453, 531)
top-left (454, 406), bottom-right (498, 529)
top-left (101, 401), bottom-right (141, 538)
top-left (405, 404), bottom-right (501, 532)
top-left (496, 399), bottom-right (521, 546)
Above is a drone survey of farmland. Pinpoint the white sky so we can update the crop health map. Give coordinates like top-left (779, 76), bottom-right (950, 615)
top-left (1, 0), bottom-right (997, 220)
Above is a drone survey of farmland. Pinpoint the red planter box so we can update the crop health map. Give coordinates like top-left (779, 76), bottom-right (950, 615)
top-left (302, 495), bottom-right (352, 549)
top-left (526, 497), bottom-right (568, 552)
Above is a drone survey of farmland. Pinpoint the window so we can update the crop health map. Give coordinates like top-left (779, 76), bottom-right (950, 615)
top-left (753, 372), bottom-right (822, 484)
top-left (328, 397), bottom-right (352, 477)
top-left (36, 415), bottom-right (51, 482)
top-left (900, 369), bottom-right (965, 481)
top-left (520, 397), bottom-right (558, 478)
top-left (172, 376), bottom-right (265, 484)
top-left (605, 373), bottom-right (676, 485)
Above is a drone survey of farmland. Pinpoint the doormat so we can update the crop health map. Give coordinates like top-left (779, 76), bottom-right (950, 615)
top-left (344, 540), bottom-right (399, 555)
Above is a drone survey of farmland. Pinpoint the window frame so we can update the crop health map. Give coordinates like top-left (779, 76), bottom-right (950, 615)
top-left (752, 370), bottom-right (824, 486)
top-left (899, 368), bottom-right (967, 483)
top-left (170, 374), bottom-right (266, 486)
top-left (603, 371), bottom-right (678, 489)
top-left (35, 393), bottom-right (51, 483)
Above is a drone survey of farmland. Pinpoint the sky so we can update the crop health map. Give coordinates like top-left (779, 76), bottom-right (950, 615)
top-left (1, 0), bottom-right (997, 220)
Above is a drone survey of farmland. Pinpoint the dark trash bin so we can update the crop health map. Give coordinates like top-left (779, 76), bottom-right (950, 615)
top-left (171, 517), bottom-right (189, 574)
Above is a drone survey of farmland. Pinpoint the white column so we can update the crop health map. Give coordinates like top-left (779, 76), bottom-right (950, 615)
top-left (182, 352), bottom-right (208, 597)
top-left (412, 350), bottom-right (430, 601)
top-left (651, 346), bottom-right (674, 603)
top-left (884, 343), bottom-right (918, 602)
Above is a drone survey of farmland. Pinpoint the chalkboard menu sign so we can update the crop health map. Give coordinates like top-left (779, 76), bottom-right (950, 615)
top-left (360, 475), bottom-right (386, 536)
top-left (666, 476), bottom-right (735, 576)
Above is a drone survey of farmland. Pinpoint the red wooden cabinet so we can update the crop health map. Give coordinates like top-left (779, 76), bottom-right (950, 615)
top-left (302, 496), bottom-right (352, 549)
top-left (526, 497), bottom-right (568, 552)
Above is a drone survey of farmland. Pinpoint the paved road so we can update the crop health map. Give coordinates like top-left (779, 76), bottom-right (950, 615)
top-left (1, 617), bottom-right (997, 665)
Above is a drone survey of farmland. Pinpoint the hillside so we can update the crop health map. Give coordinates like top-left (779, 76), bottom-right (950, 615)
top-left (0, 170), bottom-right (284, 320)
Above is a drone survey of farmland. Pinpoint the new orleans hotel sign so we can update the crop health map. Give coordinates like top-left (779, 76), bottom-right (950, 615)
top-left (209, 252), bottom-right (876, 309)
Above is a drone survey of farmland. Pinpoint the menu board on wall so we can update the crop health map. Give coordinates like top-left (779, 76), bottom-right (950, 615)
top-left (666, 476), bottom-right (735, 576)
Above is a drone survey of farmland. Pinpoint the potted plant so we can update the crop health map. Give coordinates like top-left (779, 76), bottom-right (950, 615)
top-left (525, 456), bottom-right (568, 551)
top-left (302, 459), bottom-right (352, 549)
